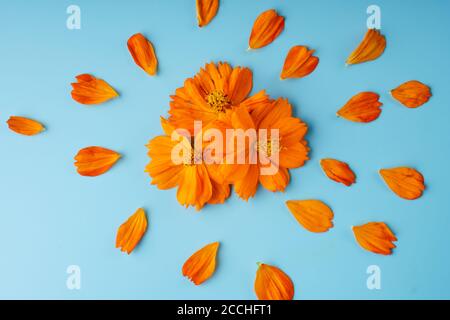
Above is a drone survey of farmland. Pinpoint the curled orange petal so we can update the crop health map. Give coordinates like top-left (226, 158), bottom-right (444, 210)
top-left (74, 146), bottom-right (121, 177)
top-left (182, 242), bottom-right (219, 285)
top-left (320, 158), bottom-right (356, 186)
top-left (346, 28), bottom-right (386, 65)
top-left (380, 167), bottom-right (425, 200)
top-left (254, 263), bottom-right (294, 300)
top-left (249, 9), bottom-right (285, 49)
top-left (391, 80), bottom-right (431, 108)
top-left (286, 200), bottom-right (334, 233)
top-left (337, 92), bottom-right (383, 123)
top-left (196, 0), bottom-right (219, 27)
top-left (71, 74), bottom-right (118, 105)
top-left (280, 45), bottom-right (319, 80)
top-left (116, 208), bottom-right (148, 254)
top-left (352, 222), bottom-right (397, 255)
top-left (127, 33), bottom-right (158, 76)
top-left (7, 116), bottom-right (45, 136)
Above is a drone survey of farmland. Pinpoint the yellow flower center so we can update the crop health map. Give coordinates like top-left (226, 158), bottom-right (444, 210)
top-left (206, 90), bottom-right (230, 113)
top-left (256, 139), bottom-right (280, 157)
top-left (183, 149), bottom-right (203, 166)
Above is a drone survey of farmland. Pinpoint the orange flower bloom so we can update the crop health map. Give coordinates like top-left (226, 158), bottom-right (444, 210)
top-left (7, 116), bottom-right (45, 136)
top-left (249, 9), bottom-right (285, 49)
top-left (71, 74), bottom-right (118, 105)
top-left (380, 167), bottom-right (425, 200)
top-left (127, 33), bottom-right (158, 76)
top-left (145, 122), bottom-right (230, 210)
top-left (74, 146), bottom-right (121, 177)
top-left (337, 92), bottom-right (383, 123)
top-left (391, 80), bottom-right (431, 108)
top-left (196, 0), bottom-right (219, 27)
top-left (286, 200), bottom-right (334, 233)
top-left (116, 208), bottom-right (148, 254)
top-left (346, 28), bottom-right (386, 65)
top-left (254, 263), bottom-right (294, 300)
top-left (352, 222), bottom-right (397, 255)
top-left (182, 242), bottom-right (219, 285)
top-left (168, 62), bottom-right (269, 134)
top-left (230, 99), bottom-right (309, 200)
top-left (320, 158), bottom-right (356, 186)
top-left (280, 45), bottom-right (319, 80)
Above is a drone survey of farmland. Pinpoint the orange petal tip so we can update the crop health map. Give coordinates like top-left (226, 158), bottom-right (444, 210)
top-left (353, 222), bottom-right (397, 255)
top-left (379, 167), bottom-right (425, 200)
top-left (74, 146), bottom-right (121, 177)
top-left (127, 33), bottom-right (158, 76)
top-left (320, 158), bottom-right (356, 186)
top-left (71, 74), bottom-right (118, 105)
top-left (286, 200), bottom-right (334, 233)
top-left (391, 80), bottom-right (431, 108)
top-left (280, 46), bottom-right (319, 80)
top-left (254, 263), bottom-right (294, 300)
top-left (249, 9), bottom-right (285, 49)
top-left (337, 92), bottom-right (383, 123)
top-left (346, 28), bottom-right (386, 65)
top-left (182, 242), bottom-right (220, 285)
top-left (7, 116), bottom-right (45, 136)
top-left (115, 208), bottom-right (148, 254)
top-left (196, 0), bottom-right (219, 27)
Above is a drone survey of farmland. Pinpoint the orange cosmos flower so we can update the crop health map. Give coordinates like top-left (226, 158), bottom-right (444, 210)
top-left (7, 116), bottom-right (45, 136)
top-left (145, 119), bottom-right (230, 210)
top-left (352, 222), bottom-right (397, 255)
top-left (228, 98), bottom-right (309, 200)
top-left (116, 208), bottom-right (148, 254)
top-left (71, 74), bottom-right (118, 105)
top-left (254, 263), bottom-right (294, 300)
top-left (182, 242), bottom-right (219, 285)
top-left (168, 62), bottom-right (270, 134)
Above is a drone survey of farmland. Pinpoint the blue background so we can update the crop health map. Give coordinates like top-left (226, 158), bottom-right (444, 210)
top-left (1, 0), bottom-right (449, 299)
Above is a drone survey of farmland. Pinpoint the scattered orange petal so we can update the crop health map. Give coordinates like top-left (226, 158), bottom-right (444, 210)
top-left (182, 242), bottom-right (219, 285)
top-left (346, 28), bottom-right (386, 65)
top-left (249, 9), bottom-right (285, 49)
top-left (6, 116), bottom-right (45, 136)
top-left (352, 222), bottom-right (397, 255)
top-left (71, 74), bottom-right (118, 105)
top-left (286, 200), bottom-right (334, 233)
top-left (116, 208), bottom-right (148, 254)
top-left (391, 80), bottom-right (431, 108)
top-left (74, 146), bottom-right (121, 177)
top-left (380, 167), bottom-right (425, 200)
top-left (254, 263), bottom-right (294, 300)
top-left (280, 45), bottom-right (319, 79)
top-left (337, 92), bottom-right (383, 123)
top-left (320, 158), bottom-right (356, 186)
top-left (196, 0), bottom-right (219, 27)
top-left (127, 33), bottom-right (158, 76)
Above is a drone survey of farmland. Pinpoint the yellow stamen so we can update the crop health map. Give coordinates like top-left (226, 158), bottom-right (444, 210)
top-left (205, 90), bottom-right (230, 113)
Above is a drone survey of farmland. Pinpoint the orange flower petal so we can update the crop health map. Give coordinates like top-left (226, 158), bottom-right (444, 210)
top-left (320, 158), bottom-right (356, 186)
top-left (280, 45), bottom-right (319, 79)
top-left (248, 9), bottom-right (285, 49)
top-left (182, 242), bottom-right (219, 285)
top-left (116, 208), bottom-right (148, 254)
top-left (286, 200), bottom-right (334, 233)
top-left (254, 263), bottom-right (294, 300)
top-left (196, 0), bottom-right (219, 27)
top-left (74, 146), bottom-right (121, 177)
top-left (71, 74), bottom-right (118, 105)
top-left (7, 116), bottom-right (45, 136)
top-left (337, 92), bottom-right (383, 123)
top-left (380, 167), bottom-right (425, 200)
top-left (391, 80), bottom-right (431, 108)
top-left (346, 28), bottom-right (386, 65)
top-left (127, 33), bottom-right (158, 76)
top-left (352, 222), bottom-right (397, 255)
